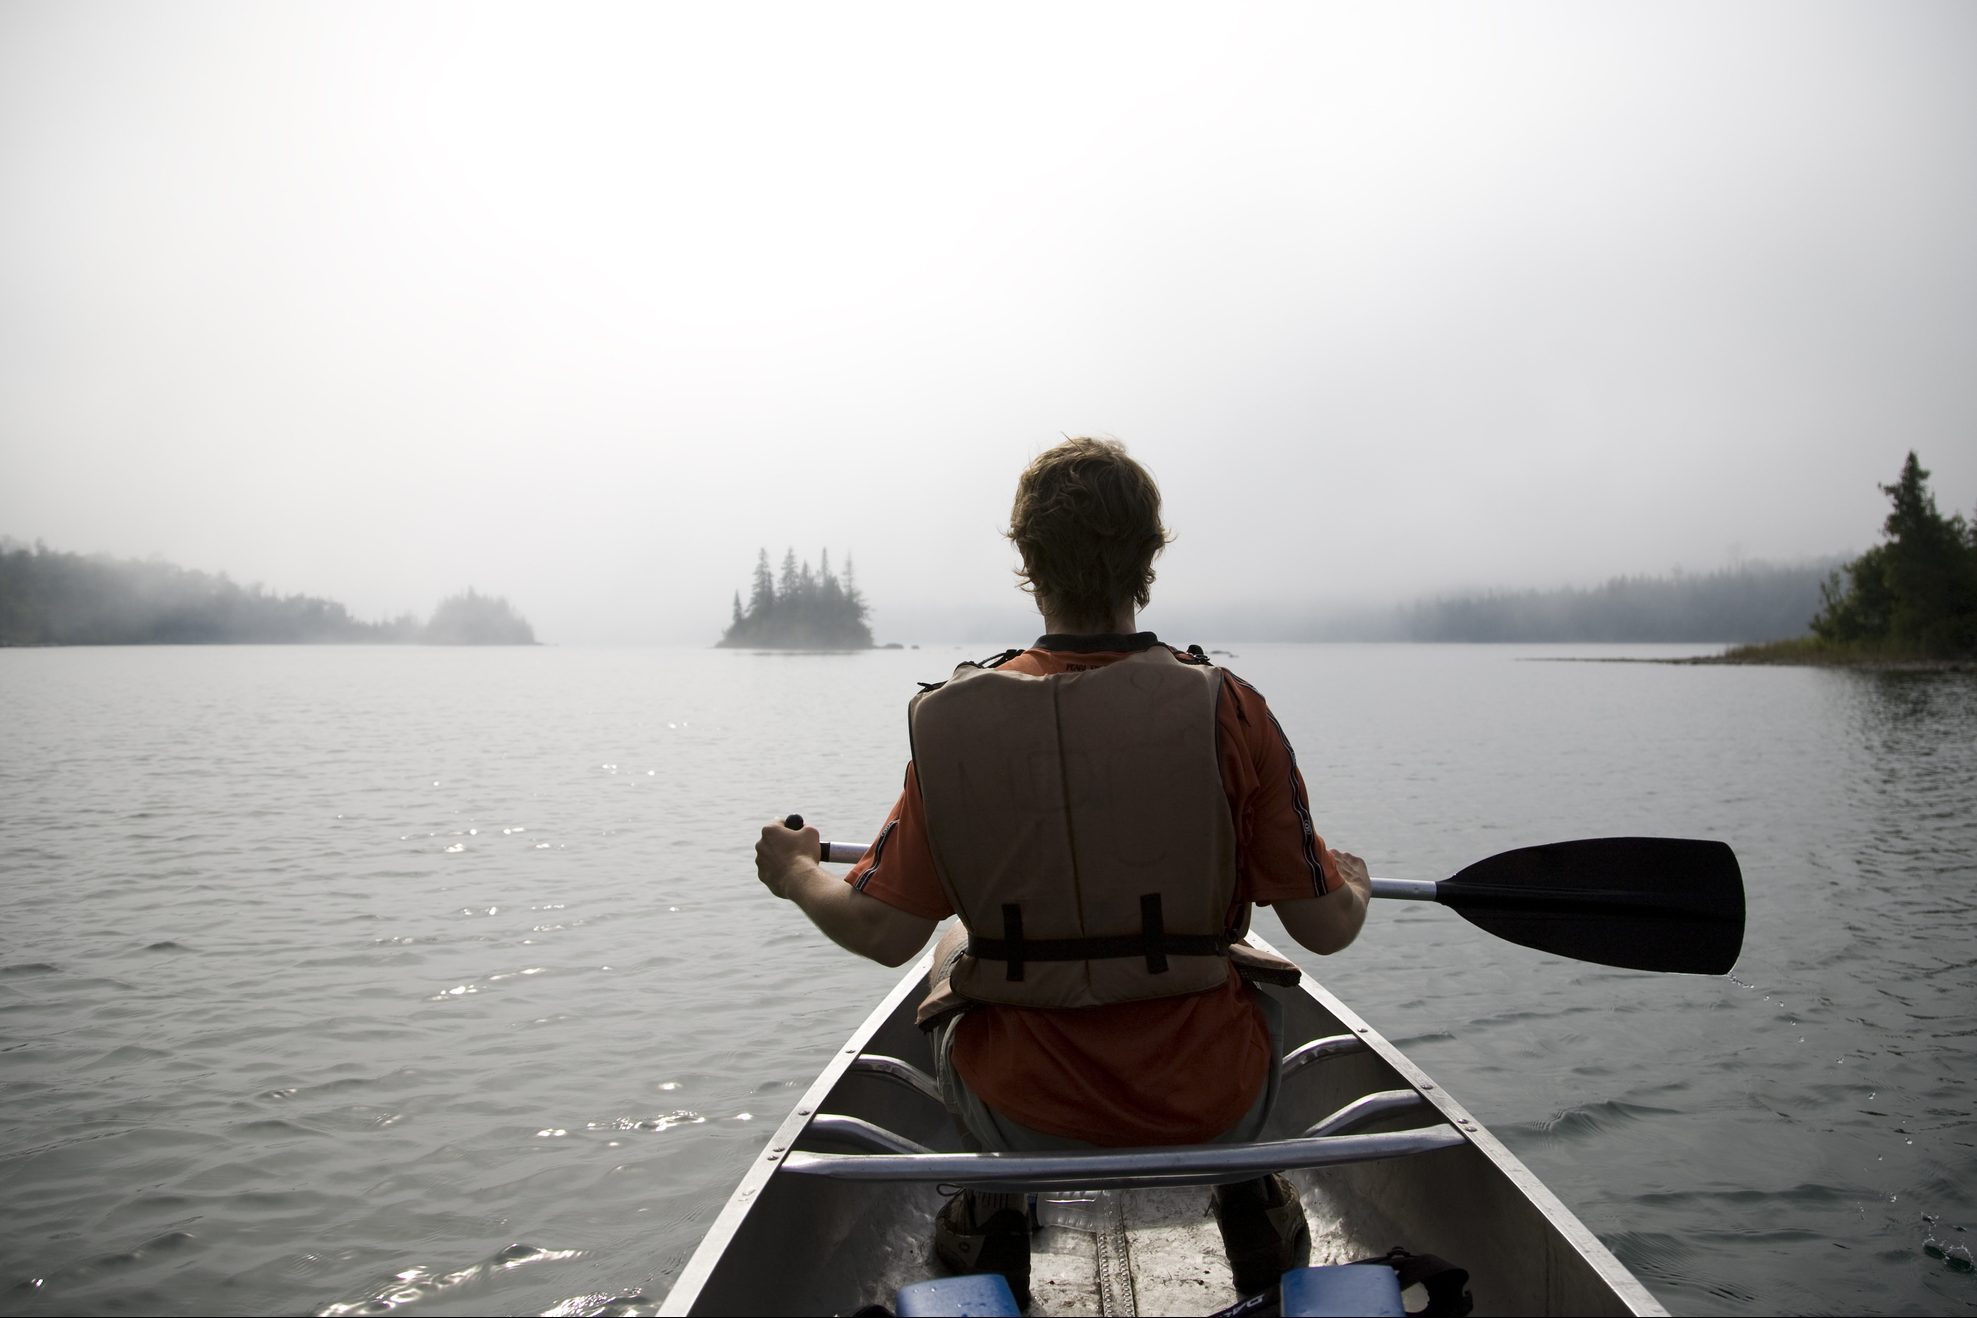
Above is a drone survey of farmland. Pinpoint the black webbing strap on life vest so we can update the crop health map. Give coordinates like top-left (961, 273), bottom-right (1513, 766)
top-left (915, 647), bottom-right (1024, 694)
top-left (969, 895), bottom-right (1233, 981)
top-left (1140, 893), bottom-right (1168, 974)
top-left (999, 904), bottom-right (1023, 982)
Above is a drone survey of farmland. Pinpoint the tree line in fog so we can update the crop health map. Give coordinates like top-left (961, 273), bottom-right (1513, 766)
top-left (1388, 558), bottom-right (1845, 643)
top-left (0, 540), bottom-right (535, 645)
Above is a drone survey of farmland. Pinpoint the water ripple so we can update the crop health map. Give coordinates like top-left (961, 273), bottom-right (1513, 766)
top-left (315, 1243), bottom-right (588, 1316)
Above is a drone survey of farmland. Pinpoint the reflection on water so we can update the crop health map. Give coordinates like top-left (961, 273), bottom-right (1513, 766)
top-left (0, 645), bottom-right (1971, 1317)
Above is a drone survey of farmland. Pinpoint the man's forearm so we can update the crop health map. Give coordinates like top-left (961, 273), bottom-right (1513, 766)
top-left (781, 861), bottom-right (932, 966)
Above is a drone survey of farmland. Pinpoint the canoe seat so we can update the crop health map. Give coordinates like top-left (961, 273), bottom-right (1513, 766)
top-left (894, 1273), bottom-right (1021, 1316)
top-left (1279, 1264), bottom-right (1406, 1317)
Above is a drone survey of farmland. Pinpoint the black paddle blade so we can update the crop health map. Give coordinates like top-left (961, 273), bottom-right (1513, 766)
top-left (1439, 837), bottom-right (1745, 975)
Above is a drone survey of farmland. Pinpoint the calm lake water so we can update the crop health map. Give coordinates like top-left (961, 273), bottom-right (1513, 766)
top-left (1, 643), bottom-right (1972, 1317)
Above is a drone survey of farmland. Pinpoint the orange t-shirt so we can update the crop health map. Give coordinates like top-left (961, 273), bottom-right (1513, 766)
top-left (846, 634), bottom-right (1342, 1146)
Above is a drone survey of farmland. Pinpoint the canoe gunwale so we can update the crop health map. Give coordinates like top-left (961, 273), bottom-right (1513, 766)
top-left (1286, 960), bottom-right (1667, 1317)
top-left (658, 952), bottom-right (938, 1316)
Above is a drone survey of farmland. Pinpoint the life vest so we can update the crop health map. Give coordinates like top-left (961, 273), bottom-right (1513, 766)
top-left (907, 645), bottom-right (1248, 1013)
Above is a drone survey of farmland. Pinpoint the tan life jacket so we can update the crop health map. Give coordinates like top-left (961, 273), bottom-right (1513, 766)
top-left (908, 645), bottom-right (1280, 1021)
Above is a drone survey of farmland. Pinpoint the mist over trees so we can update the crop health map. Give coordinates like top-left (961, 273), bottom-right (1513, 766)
top-left (1384, 455), bottom-right (1975, 652)
top-left (791, 558), bottom-right (1851, 645)
top-left (1809, 452), bottom-right (1977, 657)
top-left (1388, 559), bottom-right (1846, 643)
top-left (0, 540), bottom-right (536, 645)
top-left (720, 547), bottom-right (872, 649)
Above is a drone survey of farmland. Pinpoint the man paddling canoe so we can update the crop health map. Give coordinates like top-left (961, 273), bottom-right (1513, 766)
top-left (754, 436), bottom-right (1374, 1307)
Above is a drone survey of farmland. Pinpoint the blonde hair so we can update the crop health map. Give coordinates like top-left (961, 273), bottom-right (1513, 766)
top-left (1006, 437), bottom-right (1171, 625)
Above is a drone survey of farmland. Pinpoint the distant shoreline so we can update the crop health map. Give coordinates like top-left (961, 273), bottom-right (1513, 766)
top-left (0, 639), bottom-right (541, 648)
top-left (1528, 650), bottom-right (1975, 673)
top-left (0, 543), bottom-right (538, 646)
top-left (726, 647), bottom-right (872, 656)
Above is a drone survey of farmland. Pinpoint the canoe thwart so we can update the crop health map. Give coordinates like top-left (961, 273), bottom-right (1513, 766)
top-left (780, 1125), bottom-right (1467, 1190)
top-left (1302, 1089), bottom-right (1436, 1139)
top-left (1280, 1032), bottom-right (1371, 1077)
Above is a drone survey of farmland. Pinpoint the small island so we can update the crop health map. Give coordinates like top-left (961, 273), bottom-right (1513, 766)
top-left (1706, 452), bottom-right (1975, 669)
top-left (719, 548), bottom-right (872, 650)
top-left (421, 587), bottom-right (538, 645)
top-left (0, 540), bottom-right (537, 646)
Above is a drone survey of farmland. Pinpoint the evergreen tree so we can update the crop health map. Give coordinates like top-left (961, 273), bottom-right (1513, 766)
top-left (749, 549), bottom-right (775, 620)
top-left (843, 553), bottom-right (865, 616)
top-left (1811, 452), bottom-right (1977, 656)
top-left (1812, 545), bottom-right (1893, 644)
top-left (820, 547), bottom-right (845, 614)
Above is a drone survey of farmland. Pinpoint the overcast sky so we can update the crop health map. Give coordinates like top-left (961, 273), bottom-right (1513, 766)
top-left (3, 2), bottom-right (1973, 643)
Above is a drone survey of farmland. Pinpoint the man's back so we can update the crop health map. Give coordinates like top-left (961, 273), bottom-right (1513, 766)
top-left (847, 635), bottom-right (1343, 1145)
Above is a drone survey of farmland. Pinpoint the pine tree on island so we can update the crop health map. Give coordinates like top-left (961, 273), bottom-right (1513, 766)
top-left (719, 547), bottom-right (874, 649)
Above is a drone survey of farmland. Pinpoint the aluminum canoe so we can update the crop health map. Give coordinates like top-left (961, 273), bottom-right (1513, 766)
top-left (659, 936), bottom-right (1665, 1316)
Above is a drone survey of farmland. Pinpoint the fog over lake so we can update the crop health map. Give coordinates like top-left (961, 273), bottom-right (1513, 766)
top-left (3, 2), bottom-right (1974, 644)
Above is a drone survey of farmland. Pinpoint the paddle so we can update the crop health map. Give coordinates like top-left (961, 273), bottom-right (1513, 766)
top-left (786, 818), bottom-right (1745, 976)
top-left (1370, 836), bottom-right (1744, 975)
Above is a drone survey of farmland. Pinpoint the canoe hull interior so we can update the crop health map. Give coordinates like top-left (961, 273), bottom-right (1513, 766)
top-left (661, 943), bottom-right (1664, 1317)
